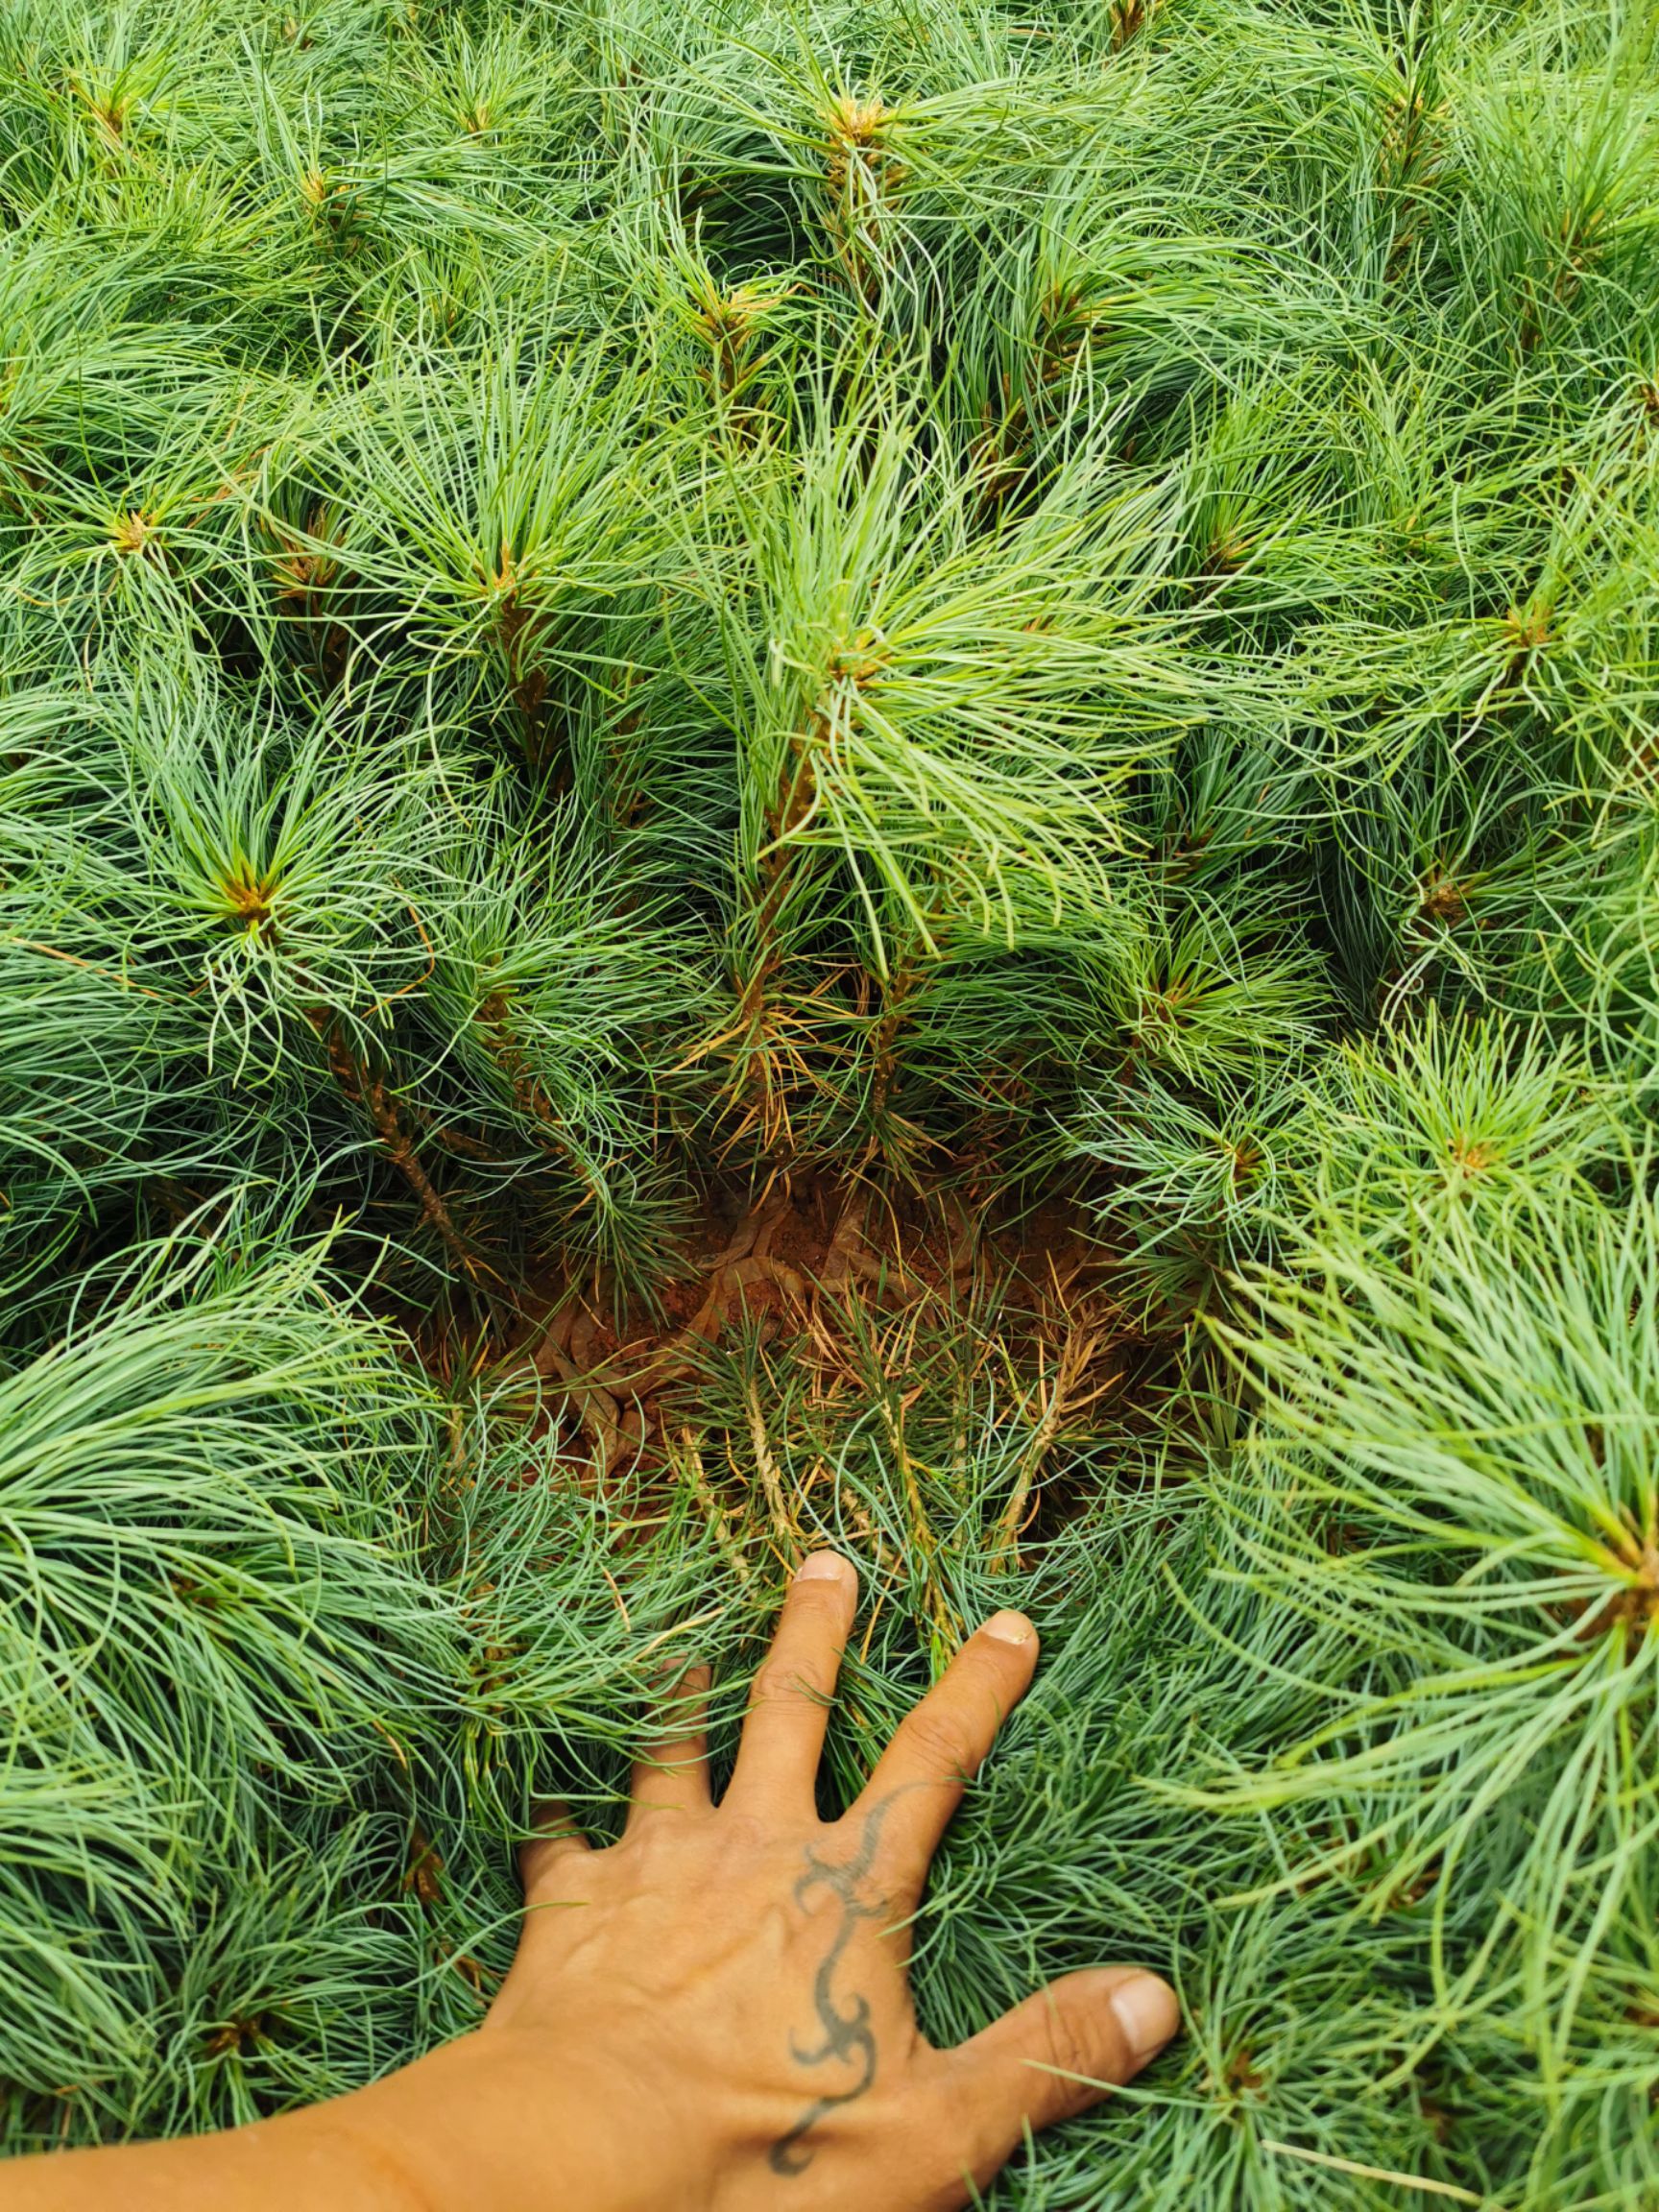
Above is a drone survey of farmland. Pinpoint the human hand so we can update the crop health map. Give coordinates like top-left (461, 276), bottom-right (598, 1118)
top-left (10, 1551), bottom-right (1178, 2212)
top-left (366, 1550), bottom-right (1179, 2212)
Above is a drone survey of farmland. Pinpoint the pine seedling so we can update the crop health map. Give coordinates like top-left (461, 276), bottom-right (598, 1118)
top-left (1071, 1063), bottom-right (1302, 1329)
top-left (1, 1227), bottom-right (457, 1817)
top-left (283, 324), bottom-right (668, 760)
top-left (1498, 800), bottom-right (1659, 1113)
top-left (1203, 1172), bottom-right (1659, 2070)
top-left (413, 802), bottom-right (707, 1297)
top-left (674, 365), bottom-right (1198, 1166)
top-left (121, 672), bottom-right (462, 1077)
top-left (608, 186), bottom-right (811, 435)
top-left (3, 0), bottom-right (1657, 2194)
top-left (1274, 1006), bottom-right (1623, 1243)
top-left (0, 1221), bottom-right (462, 2139)
top-left (0, 319), bottom-right (273, 661)
top-left (0, 682), bottom-right (241, 1293)
top-left (0, 1752), bottom-right (178, 2139)
top-left (131, 1814), bottom-right (441, 2139)
top-left (704, 376), bottom-right (1185, 953)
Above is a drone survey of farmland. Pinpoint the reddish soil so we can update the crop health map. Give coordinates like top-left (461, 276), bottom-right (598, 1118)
top-left (495, 1171), bottom-right (1123, 1482)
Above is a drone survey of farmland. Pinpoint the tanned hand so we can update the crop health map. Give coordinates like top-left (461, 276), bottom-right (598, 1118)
top-left (11, 1552), bottom-right (1179, 2212)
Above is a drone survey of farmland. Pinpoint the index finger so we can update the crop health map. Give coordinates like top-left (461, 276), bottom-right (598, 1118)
top-left (723, 1551), bottom-right (857, 1816)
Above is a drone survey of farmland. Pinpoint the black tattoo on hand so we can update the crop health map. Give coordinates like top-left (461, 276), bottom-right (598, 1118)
top-left (767, 1795), bottom-right (899, 2176)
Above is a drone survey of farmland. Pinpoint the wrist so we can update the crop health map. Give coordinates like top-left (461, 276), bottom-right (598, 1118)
top-left (319, 2037), bottom-right (502, 2212)
top-left (3, 2097), bottom-right (431, 2212)
top-left (332, 2027), bottom-right (697, 2212)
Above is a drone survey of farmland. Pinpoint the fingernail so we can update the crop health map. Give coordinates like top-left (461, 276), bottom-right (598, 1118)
top-left (1109, 1972), bottom-right (1180, 2065)
top-left (795, 1551), bottom-right (855, 1587)
top-left (981, 1609), bottom-right (1036, 1646)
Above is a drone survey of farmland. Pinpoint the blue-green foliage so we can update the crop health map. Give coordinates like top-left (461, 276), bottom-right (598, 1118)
top-left (2, 0), bottom-right (1657, 2199)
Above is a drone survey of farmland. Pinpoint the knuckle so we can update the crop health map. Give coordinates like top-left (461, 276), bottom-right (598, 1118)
top-left (902, 1707), bottom-right (974, 1776)
top-left (1039, 1996), bottom-right (1098, 2085)
top-left (751, 1657), bottom-right (819, 1707)
top-left (792, 1574), bottom-right (841, 1606)
top-left (933, 2052), bottom-right (1015, 2179)
top-left (629, 1815), bottom-right (694, 1869)
top-left (789, 1577), bottom-right (851, 1625)
top-left (518, 1837), bottom-right (586, 1900)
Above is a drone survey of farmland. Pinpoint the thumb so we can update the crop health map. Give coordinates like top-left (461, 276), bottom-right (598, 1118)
top-left (940, 1966), bottom-right (1180, 2164)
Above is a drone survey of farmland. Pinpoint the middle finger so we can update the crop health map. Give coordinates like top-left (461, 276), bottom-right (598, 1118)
top-left (724, 1551), bottom-right (858, 1816)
